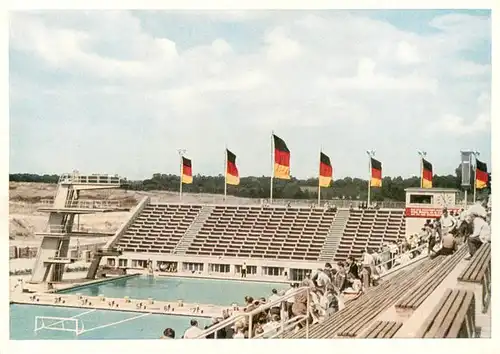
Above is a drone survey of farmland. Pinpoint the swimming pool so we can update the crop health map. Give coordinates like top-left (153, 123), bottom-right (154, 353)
top-left (10, 304), bottom-right (210, 340)
top-left (58, 276), bottom-right (288, 306)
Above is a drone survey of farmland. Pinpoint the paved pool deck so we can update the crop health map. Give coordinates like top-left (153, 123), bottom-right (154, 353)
top-left (10, 290), bottom-right (235, 319)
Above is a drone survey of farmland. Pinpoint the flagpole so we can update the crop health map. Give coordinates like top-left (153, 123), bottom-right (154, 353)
top-left (270, 131), bottom-right (274, 204)
top-left (418, 150), bottom-right (426, 188)
top-left (473, 151), bottom-right (480, 203)
top-left (178, 149), bottom-right (186, 201)
top-left (318, 146), bottom-right (322, 206)
top-left (224, 145), bottom-right (228, 202)
top-left (366, 150), bottom-right (375, 207)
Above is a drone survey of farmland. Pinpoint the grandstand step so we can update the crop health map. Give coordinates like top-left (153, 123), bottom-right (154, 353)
top-left (173, 205), bottom-right (215, 255)
top-left (318, 208), bottom-right (350, 262)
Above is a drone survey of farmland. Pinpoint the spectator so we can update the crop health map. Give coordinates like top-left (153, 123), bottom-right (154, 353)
top-left (205, 318), bottom-right (227, 339)
top-left (379, 243), bottom-right (391, 270)
top-left (322, 263), bottom-right (335, 282)
top-left (465, 213), bottom-right (491, 260)
top-left (335, 262), bottom-right (347, 291)
top-left (261, 314), bottom-right (280, 338)
top-left (232, 321), bottom-right (245, 339)
top-left (430, 230), bottom-right (457, 259)
top-left (268, 289), bottom-right (281, 316)
top-left (241, 262), bottom-right (247, 278)
top-left (439, 208), bottom-right (456, 238)
top-left (427, 223), bottom-right (437, 256)
top-left (311, 268), bottom-right (332, 291)
top-left (161, 327), bottom-right (175, 339)
top-left (284, 283), bottom-right (296, 319)
top-left (361, 248), bottom-right (375, 288)
top-left (183, 319), bottom-right (204, 339)
top-left (345, 273), bottom-right (362, 293)
top-left (346, 256), bottom-right (359, 279)
top-left (389, 241), bottom-right (398, 268)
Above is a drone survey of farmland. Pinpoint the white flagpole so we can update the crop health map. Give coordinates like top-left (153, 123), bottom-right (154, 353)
top-left (318, 147), bottom-right (322, 206)
top-left (177, 149), bottom-right (187, 202)
top-left (366, 150), bottom-right (375, 207)
top-left (270, 131), bottom-right (274, 204)
top-left (367, 157), bottom-right (371, 207)
top-left (418, 150), bottom-right (426, 188)
top-left (178, 151), bottom-right (183, 201)
top-left (420, 156), bottom-right (423, 188)
top-left (224, 146), bottom-right (228, 202)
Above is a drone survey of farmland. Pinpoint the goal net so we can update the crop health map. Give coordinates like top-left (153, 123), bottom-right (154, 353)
top-left (34, 316), bottom-right (84, 336)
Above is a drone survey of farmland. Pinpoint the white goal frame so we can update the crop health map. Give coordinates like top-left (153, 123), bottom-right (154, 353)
top-left (33, 310), bottom-right (151, 337)
top-left (34, 316), bottom-right (84, 336)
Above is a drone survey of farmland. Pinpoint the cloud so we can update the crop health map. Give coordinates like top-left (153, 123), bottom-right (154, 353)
top-left (9, 10), bottom-right (491, 180)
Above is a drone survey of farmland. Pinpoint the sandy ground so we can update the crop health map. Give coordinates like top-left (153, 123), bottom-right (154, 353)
top-left (8, 181), bottom-right (272, 242)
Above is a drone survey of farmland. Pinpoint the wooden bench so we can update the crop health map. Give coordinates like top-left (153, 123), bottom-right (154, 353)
top-left (457, 243), bottom-right (491, 314)
top-left (286, 256), bottom-right (445, 338)
top-left (395, 246), bottom-right (467, 317)
top-left (415, 288), bottom-right (476, 338)
top-left (362, 321), bottom-right (402, 338)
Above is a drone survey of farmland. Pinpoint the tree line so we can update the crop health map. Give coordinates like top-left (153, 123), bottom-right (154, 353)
top-left (9, 165), bottom-right (490, 202)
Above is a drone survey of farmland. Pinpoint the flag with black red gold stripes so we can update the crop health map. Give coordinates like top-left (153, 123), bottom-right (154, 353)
top-left (181, 157), bottom-right (193, 184)
top-left (319, 152), bottom-right (333, 187)
top-left (226, 149), bottom-right (240, 186)
top-left (421, 159), bottom-right (433, 188)
top-left (370, 158), bottom-right (382, 187)
top-left (273, 134), bottom-right (291, 180)
top-left (475, 159), bottom-right (488, 189)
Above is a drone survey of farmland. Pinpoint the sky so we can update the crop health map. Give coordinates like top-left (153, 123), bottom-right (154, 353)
top-left (9, 9), bottom-right (491, 180)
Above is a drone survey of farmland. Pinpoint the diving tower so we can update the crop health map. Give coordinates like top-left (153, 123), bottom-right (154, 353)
top-left (30, 172), bottom-right (128, 284)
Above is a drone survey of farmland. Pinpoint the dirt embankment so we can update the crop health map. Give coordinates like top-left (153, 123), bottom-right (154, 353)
top-left (8, 181), bottom-right (264, 241)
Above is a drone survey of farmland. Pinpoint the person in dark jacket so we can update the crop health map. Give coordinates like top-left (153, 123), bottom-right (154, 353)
top-left (346, 256), bottom-right (359, 279)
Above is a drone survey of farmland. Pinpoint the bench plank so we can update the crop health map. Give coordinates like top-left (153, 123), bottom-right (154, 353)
top-left (426, 290), bottom-right (463, 338)
top-left (417, 288), bottom-right (475, 338)
top-left (396, 246), bottom-right (467, 310)
top-left (365, 321), bottom-right (402, 338)
top-left (458, 243), bottom-right (491, 283)
top-left (447, 291), bottom-right (475, 338)
top-left (461, 246), bottom-right (488, 281)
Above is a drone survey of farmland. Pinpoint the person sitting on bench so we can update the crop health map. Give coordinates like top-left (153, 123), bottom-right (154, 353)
top-left (465, 212), bottom-right (491, 260)
top-left (430, 228), bottom-right (458, 259)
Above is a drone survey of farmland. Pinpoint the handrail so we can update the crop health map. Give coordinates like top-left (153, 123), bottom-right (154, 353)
top-left (64, 200), bottom-right (121, 209)
top-left (377, 243), bottom-right (428, 273)
top-left (58, 173), bottom-right (122, 185)
top-left (193, 286), bottom-right (312, 339)
top-left (253, 314), bottom-right (308, 339)
top-left (42, 225), bottom-right (70, 234)
top-left (378, 243), bottom-right (429, 279)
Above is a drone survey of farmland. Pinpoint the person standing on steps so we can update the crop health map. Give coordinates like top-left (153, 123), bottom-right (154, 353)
top-left (241, 262), bottom-right (247, 278)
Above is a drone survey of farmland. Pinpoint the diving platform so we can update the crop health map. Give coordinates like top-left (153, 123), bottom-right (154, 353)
top-left (35, 231), bottom-right (115, 238)
top-left (30, 171), bottom-right (133, 284)
top-left (38, 199), bottom-right (130, 214)
top-left (57, 173), bottom-right (124, 190)
top-left (44, 257), bottom-right (76, 265)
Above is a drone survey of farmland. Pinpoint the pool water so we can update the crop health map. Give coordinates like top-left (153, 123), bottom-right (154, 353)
top-left (58, 276), bottom-right (288, 306)
top-left (10, 304), bottom-right (210, 340)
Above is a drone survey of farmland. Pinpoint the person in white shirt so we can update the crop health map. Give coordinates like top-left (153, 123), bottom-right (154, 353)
top-left (268, 288), bottom-right (281, 316)
top-left (261, 314), bottom-right (280, 338)
top-left (439, 208), bottom-right (457, 237)
top-left (232, 321), bottom-right (245, 339)
top-left (465, 214), bottom-right (491, 260)
top-left (345, 273), bottom-right (362, 293)
top-left (361, 249), bottom-right (375, 288)
top-left (183, 319), bottom-right (204, 339)
top-left (312, 269), bottom-right (332, 290)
